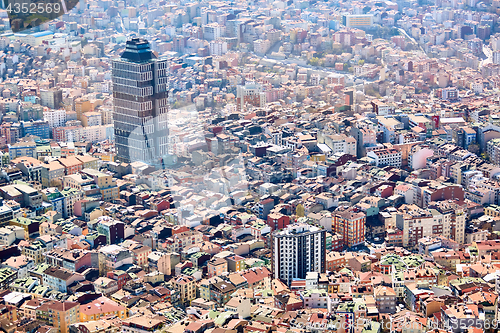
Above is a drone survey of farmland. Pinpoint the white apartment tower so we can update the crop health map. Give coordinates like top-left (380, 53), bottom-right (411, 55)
top-left (272, 223), bottom-right (326, 285)
top-left (43, 109), bottom-right (67, 128)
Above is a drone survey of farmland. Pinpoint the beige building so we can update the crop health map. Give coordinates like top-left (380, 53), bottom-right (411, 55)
top-left (94, 277), bottom-right (119, 295)
top-left (80, 296), bottom-right (127, 322)
top-left (76, 155), bottom-right (99, 169)
top-left (41, 161), bottom-right (65, 189)
top-left (81, 169), bottom-right (119, 201)
top-left (396, 202), bottom-right (466, 248)
top-left (163, 231), bottom-right (203, 253)
top-left (128, 243), bottom-right (152, 267)
top-left (81, 112), bottom-right (102, 127)
top-left (172, 274), bottom-right (196, 305)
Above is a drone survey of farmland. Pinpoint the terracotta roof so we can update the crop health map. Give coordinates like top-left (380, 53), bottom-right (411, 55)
top-left (80, 296), bottom-right (124, 316)
top-left (58, 156), bottom-right (83, 168)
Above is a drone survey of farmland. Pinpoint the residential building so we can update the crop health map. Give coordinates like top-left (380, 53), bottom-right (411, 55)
top-left (367, 148), bottom-right (402, 167)
top-left (79, 296), bottom-right (127, 321)
top-left (272, 223), bottom-right (326, 285)
top-left (333, 209), bottom-right (366, 248)
top-left (172, 274), bottom-right (196, 305)
top-left (36, 300), bottom-right (80, 333)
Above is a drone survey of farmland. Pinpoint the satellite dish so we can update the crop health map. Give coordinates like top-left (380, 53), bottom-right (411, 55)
top-left (3, 0), bottom-right (80, 32)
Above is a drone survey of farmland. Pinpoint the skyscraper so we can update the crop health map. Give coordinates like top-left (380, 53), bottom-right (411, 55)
top-left (112, 38), bottom-right (169, 164)
top-left (272, 223), bottom-right (326, 285)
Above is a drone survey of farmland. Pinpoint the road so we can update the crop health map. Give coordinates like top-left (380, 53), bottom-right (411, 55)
top-left (398, 27), bottom-right (425, 54)
top-left (119, 15), bottom-right (125, 32)
top-left (480, 44), bottom-right (493, 68)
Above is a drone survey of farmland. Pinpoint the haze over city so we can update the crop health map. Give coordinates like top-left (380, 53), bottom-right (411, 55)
top-left (0, 0), bottom-right (497, 332)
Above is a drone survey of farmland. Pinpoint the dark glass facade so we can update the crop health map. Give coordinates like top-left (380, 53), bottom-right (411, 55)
top-left (112, 38), bottom-right (169, 164)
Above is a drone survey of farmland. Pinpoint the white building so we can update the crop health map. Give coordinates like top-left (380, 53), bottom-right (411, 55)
top-left (396, 202), bottom-right (466, 247)
top-left (487, 138), bottom-right (500, 165)
top-left (470, 80), bottom-right (484, 94)
top-left (0, 225), bottom-right (24, 246)
top-left (305, 271), bottom-right (318, 290)
top-left (62, 189), bottom-right (83, 219)
top-left (264, 127), bottom-right (283, 146)
top-left (491, 35), bottom-right (500, 51)
top-left (301, 289), bottom-right (332, 311)
top-left (310, 73), bottom-right (321, 86)
top-left (367, 148), bottom-right (402, 167)
top-left (394, 184), bottom-right (415, 204)
top-left (59, 125), bottom-right (113, 143)
top-left (42, 267), bottom-right (84, 293)
top-left (466, 229), bottom-right (489, 244)
top-left (254, 39), bottom-right (271, 55)
top-left (409, 147), bottom-right (434, 170)
top-left (93, 276), bottom-right (119, 295)
top-left (43, 109), bottom-right (67, 128)
top-left (99, 244), bottom-right (133, 270)
top-left (318, 133), bottom-right (356, 156)
top-left (203, 23), bottom-right (224, 41)
top-left (4, 255), bottom-right (34, 278)
top-left (209, 39), bottom-right (228, 56)
top-left (342, 14), bottom-right (374, 28)
top-left (272, 223), bottom-right (326, 285)
top-left (492, 50), bottom-right (500, 65)
top-left (81, 112), bottom-right (102, 127)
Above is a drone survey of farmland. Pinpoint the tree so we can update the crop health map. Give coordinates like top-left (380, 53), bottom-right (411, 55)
top-left (358, 59), bottom-right (365, 66)
top-left (343, 63), bottom-right (349, 71)
top-left (332, 45), bottom-right (342, 55)
top-left (309, 57), bottom-right (320, 66)
top-left (296, 204), bottom-right (305, 217)
top-left (379, 27), bottom-right (391, 38)
top-left (467, 141), bottom-right (480, 154)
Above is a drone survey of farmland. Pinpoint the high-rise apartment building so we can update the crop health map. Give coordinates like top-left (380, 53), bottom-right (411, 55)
top-left (272, 223), bottom-right (326, 285)
top-left (236, 82), bottom-right (266, 112)
top-left (112, 38), bottom-right (169, 164)
top-left (333, 209), bottom-right (366, 248)
top-left (44, 109), bottom-right (67, 129)
top-left (428, 200), bottom-right (466, 245)
top-left (40, 88), bottom-right (63, 109)
top-left (395, 202), bottom-right (466, 248)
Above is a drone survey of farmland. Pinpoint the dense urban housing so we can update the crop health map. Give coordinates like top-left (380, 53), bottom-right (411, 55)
top-left (0, 0), bottom-right (496, 332)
